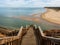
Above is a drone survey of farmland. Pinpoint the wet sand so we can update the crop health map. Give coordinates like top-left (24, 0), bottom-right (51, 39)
top-left (20, 16), bottom-right (40, 23)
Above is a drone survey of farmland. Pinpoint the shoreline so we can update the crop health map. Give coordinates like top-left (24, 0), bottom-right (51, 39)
top-left (41, 13), bottom-right (60, 25)
top-left (20, 12), bottom-right (60, 25)
top-left (20, 16), bottom-right (41, 23)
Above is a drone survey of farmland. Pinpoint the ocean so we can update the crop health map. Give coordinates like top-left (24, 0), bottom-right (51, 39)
top-left (0, 7), bottom-right (60, 30)
top-left (0, 7), bottom-right (45, 29)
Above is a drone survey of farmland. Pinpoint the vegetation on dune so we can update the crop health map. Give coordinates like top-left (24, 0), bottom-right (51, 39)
top-left (45, 7), bottom-right (60, 11)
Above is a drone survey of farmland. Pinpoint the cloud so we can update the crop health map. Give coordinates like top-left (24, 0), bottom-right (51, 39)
top-left (47, 0), bottom-right (60, 7)
top-left (0, 0), bottom-right (60, 7)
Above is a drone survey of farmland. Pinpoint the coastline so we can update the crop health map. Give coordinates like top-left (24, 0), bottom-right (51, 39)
top-left (20, 16), bottom-right (41, 23)
top-left (20, 12), bottom-right (60, 25)
top-left (41, 11), bottom-right (60, 25)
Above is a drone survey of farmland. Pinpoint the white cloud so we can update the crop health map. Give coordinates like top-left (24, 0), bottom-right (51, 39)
top-left (46, 0), bottom-right (60, 7)
top-left (0, 0), bottom-right (60, 7)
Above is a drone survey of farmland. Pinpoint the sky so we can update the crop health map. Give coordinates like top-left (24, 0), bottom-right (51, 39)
top-left (0, 0), bottom-right (60, 7)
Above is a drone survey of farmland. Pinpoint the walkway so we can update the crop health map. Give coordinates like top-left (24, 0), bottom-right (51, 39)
top-left (21, 27), bottom-right (37, 45)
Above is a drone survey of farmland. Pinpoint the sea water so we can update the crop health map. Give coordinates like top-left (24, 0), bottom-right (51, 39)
top-left (0, 7), bottom-right (60, 30)
top-left (0, 7), bottom-right (45, 29)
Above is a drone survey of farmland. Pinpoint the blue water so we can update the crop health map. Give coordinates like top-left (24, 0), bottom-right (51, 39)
top-left (0, 7), bottom-right (45, 17)
top-left (0, 7), bottom-right (46, 29)
top-left (0, 7), bottom-right (60, 30)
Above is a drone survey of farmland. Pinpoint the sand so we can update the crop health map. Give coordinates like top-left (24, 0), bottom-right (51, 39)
top-left (15, 9), bottom-right (60, 25)
top-left (42, 9), bottom-right (60, 25)
top-left (0, 33), bottom-right (5, 37)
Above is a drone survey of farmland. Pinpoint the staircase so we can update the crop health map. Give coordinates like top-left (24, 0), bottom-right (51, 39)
top-left (21, 27), bottom-right (37, 45)
top-left (0, 25), bottom-right (60, 45)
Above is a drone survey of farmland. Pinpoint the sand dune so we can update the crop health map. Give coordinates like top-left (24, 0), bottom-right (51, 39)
top-left (42, 9), bottom-right (60, 24)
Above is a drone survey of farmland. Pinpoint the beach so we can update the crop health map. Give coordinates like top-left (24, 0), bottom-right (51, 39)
top-left (41, 9), bottom-right (60, 25)
top-left (20, 9), bottom-right (60, 25)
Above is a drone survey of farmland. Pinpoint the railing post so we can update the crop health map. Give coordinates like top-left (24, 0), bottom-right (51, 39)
top-left (33, 25), bottom-right (37, 29)
top-left (17, 26), bottom-right (23, 37)
top-left (26, 25), bottom-right (29, 29)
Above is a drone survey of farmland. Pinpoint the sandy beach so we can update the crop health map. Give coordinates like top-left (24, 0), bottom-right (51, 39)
top-left (14, 8), bottom-right (60, 25)
top-left (42, 9), bottom-right (60, 25)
